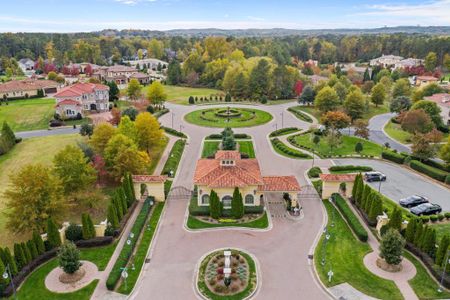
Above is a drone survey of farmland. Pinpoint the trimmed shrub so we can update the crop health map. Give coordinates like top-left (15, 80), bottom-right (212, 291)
top-left (46, 218), bottom-right (61, 249)
top-left (271, 138), bottom-right (311, 158)
top-left (65, 223), bottom-right (83, 242)
top-left (382, 151), bottom-right (405, 164)
top-left (333, 194), bottom-right (368, 242)
top-left (410, 160), bottom-right (448, 182)
top-left (329, 165), bottom-right (373, 172)
top-left (287, 107), bottom-right (313, 123)
top-left (269, 127), bottom-right (299, 137)
top-left (429, 215), bottom-right (438, 222)
top-left (162, 140), bottom-right (186, 176)
top-left (445, 212), bottom-right (450, 219)
top-left (32, 231), bottom-right (45, 255)
top-left (307, 167), bottom-right (322, 178)
top-left (161, 126), bottom-right (187, 138)
top-left (445, 174), bottom-right (450, 185)
top-left (421, 215), bottom-right (430, 223)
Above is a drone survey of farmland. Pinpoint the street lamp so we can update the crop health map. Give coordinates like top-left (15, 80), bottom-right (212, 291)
top-left (273, 123), bottom-right (277, 131)
top-left (2, 264), bottom-right (17, 300)
top-left (179, 124), bottom-right (184, 133)
top-left (321, 227), bottom-right (331, 266)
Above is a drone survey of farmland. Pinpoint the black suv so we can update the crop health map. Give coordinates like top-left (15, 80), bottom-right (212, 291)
top-left (364, 171), bottom-right (386, 182)
top-left (399, 195), bottom-right (429, 208)
top-left (410, 203), bottom-right (442, 216)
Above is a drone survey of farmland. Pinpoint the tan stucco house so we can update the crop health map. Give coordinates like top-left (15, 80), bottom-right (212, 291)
top-left (320, 173), bottom-right (356, 199)
top-left (193, 150), bottom-right (301, 208)
top-left (132, 175), bottom-right (168, 202)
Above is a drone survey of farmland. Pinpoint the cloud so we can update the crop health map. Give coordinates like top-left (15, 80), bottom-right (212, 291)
top-left (354, 0), bottom-right (450, 24)
top-left (247, 16), bottom-right (265, 21)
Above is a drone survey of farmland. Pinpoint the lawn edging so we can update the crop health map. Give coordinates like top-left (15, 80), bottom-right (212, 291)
top-left (332, 194), bottom-right (368, 242)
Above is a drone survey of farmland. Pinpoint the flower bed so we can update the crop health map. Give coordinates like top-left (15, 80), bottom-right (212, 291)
top-left (197, 249), bottom-right (257, 299)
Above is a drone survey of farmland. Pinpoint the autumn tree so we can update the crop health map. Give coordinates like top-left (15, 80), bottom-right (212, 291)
top-left (353, 119), bottom-right (369, 139)
top-left (314, 86), bottom-right (340, 113)
top-left (424, 52), bottom-right (437, 71)
top-left (146, 81), bottom-right (167, 105)
top-left (390, 96), bottom-right (412, 113)
top-left (343, 88), bottom-right (365, 120)
top-left (370, 83), bottom-right (386, 107)
top-left (90, 123), bottom-right (116, 155)
top-left (5, 164), bottom-right (66, 233)
top-left (411, 133), bottom-right (437, 160)
top-left (127, 78), bottom-right (142, 100)
top-left (401, 109), bottom-right (433, 134)
top-left (392, 78), bottom-right (411, 99)
top-left (440, 136), bottom-right (450, 164)
top-left (135, 112), bottom-right (164, 152)
top-left (118, 115), bottom-right (138, 143)
top-left (321, 111), bottom-right (351, 152)
top-left (411, 100), bottom-right (443, 128)
top-left (53, 145), bottom-right (96, 194)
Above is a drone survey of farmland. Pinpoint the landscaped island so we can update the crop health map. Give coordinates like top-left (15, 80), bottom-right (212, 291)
top-left (184, 107), bottom-right (272, 128)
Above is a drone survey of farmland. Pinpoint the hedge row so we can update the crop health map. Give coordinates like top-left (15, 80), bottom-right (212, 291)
top-left (381, 150), bottom-right (405, 164)
top-left (307, 167), bottom-right (322, 178)
top-left (153, 108), bottom-right (169, 118)
top-left (106, 198), bottom-right (154, 290)
top-left (333, 194), bottom-right (368, 242)
top-left (271, 138), bottom-right (311, 158)
top-left (269, 127), bottom-right (299, 137)
top-left (287, 107), bottom-right (313, 123)
top-left (329, 165), bottom-right (373, 172)
top-left (410, 160), bottom-right (448, 182)
top-left (161, 126), bottom-right (187, 138)
top-left (161, 139), bottom-right (186, 177)
top-left (205, 133), bottom-right (251, 140)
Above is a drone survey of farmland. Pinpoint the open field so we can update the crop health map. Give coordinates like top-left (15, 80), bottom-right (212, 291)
top-left (0, 134), bottom-right (82, 247)
top-left (0, 97), bottom-right (55, 131)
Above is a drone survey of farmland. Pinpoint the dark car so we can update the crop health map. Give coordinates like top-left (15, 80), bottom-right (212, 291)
top-left (399, 195), bottom-right (429, 208)
top-left (364, 171), bottom-right (386, 182)
top-left (410, 203), bottom-right (442, 216)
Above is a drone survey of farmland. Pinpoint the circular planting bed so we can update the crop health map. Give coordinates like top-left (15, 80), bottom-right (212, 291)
top-left (185, 107), bottom-right (272, 128)
top-left (197, 249), bottom-right (258, 299)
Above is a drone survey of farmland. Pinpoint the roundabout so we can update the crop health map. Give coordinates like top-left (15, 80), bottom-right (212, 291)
top-left (184, 107), bottom-right (273, 128)
top-left (196, 248), bottom-right (259, 300)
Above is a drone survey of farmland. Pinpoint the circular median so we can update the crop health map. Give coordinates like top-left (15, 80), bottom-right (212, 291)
top-left (184, 107), bottom-right (272, 128)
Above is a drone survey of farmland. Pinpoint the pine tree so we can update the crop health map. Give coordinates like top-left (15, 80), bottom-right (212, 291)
top-left (33, 230), bottom-right (45, 255)
top-left (113, 195), bottom-right (124, 220)
top-left (388, 207), bottom-right (402, 232)
top-left (82, 213), bottom-right (95, 240)
top-left (117, 187), bottom-right (128, 214)
top-left (21, 243), bottom-right (31, 264)
top-left (47, 218), bottom-right (62, 249)
top-left (405, 218), bottom-right (417, 243)
top-left (379, 228), bottom-right (405, 265)
top-left (368, 194), bottom-right (383, 222)
top-left (13, 243), bottom-right (26, 271)
top-left (107, 203), bottom-right (119, 229)
top-left (128, 173), bottom-right (136, 201)
top-left (413, 219), bottom-right (424, 246)
top-left (0, 121), bottom-right (16, 152)
top-left (27, 240), bottom-right (38, 260)
top-left (0, 248), bottom-right (6, 265)
top-left (363, 68), bottom-right (370, 82)
top-left (364, 190), bottom-right (375, 214)
top-left (209, 190), bottom-right (221, 219)
top-left (86, 214), bottom-right (96, 238)
top-left (351, 174), bottom-right (360, 201)
top-left (3, 247), bottom-right (18, 275)
top-left (0, 258), bottom-right (8, 286)
top-left (423, 228), bottom-right (436, 258)
top-left (231, 187), bottom-right (244, 219)
top-left (436, 235), bottom-right (450, 266)
top-left (419, 226), bottom-right (429, 250)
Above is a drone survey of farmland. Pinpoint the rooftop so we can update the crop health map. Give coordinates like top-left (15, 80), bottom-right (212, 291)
top-left (259, 176), bottom-right (301, 192)
top-left (132, 175), bottom-right (168, 183)
top-left (0, 79), bottom-right (58, 93)
top-left (320, 173), bottom-right (356, 182)
top-left (54, 82), bottom-right (109, 98)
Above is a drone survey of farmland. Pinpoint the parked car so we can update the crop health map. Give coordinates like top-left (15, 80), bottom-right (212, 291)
top-left (364, 171), bottom-right (386, 182)
top-left (410, 203), bottom-right (442, 216)
top-left (399, 195), bottom-right (429, 208)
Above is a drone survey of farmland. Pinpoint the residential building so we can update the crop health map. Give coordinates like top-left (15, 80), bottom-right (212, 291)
top-left (424, 93), bottom-right (450, 125)
top-left (18, 58), bottom-right (35, 76)
top-left (92, 65), bottom-right (150, 86)
top-left (415, 75), bottom-right (439, 87)
top-left (369, 55), bottom-right (404, 68)
top-left (193, 150), bottom-right (301, 208)
top-left (394, 58), bottom-right (424, 70)
top-left (129, 72), bottom-right (151, 85)
top-left (320, 174), bottom-right (356, 199)
top-left (124, 58), bottom-right (168, 71)
top-left (54, 82), bottom-right (109, 118)
top-left (0, 79), bottom-right (58, 100)
top-left (308, 74), bottom-right (328, 85)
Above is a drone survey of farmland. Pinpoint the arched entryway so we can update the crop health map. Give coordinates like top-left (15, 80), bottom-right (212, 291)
top-left (90, 103), bottom-right (97, 111)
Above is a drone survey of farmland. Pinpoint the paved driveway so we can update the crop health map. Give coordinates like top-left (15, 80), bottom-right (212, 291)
top-left (130, 102), bottom-right (332, 300)
top-left (333, 159), bottom-right (450, 211)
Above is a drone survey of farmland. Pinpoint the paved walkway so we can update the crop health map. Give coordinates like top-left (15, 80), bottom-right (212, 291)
top-left (45, 261), bottom-right (100, 293)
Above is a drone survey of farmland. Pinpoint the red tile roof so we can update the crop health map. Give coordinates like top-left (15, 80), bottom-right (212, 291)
top-left (54, 82), bottom-right (108, 98)
top-left (425, 93), bottom-right (450, 108)
top-left (194, 151), bottom-right (263, 188)
top-left (56, 99), bottom-right (82, 107)
top-left (320, 173), bottom-right (356, 182)
top-left (417, 76), bottom-right (439, 81)
top-left (0, 79), bottom-right (58, 93)
top-left (259, 176), bottom-right (301, 192)
top-left (132, 175), bottom-right (168, 183)
top-left (130, 72), bottom-right (150, 79)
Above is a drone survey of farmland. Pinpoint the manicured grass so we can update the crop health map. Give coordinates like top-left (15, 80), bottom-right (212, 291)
top-left (291, 133), bottom-right (383, 157)
top-left (315, 200), bottom-right (403, 300)
top-left (292, 106), bottom-right (321, 121)
top-left (271, 138), bottom-right (312, 159)
top-left (117, 201), bottom-right (165, 294)
top-left (186, 212), bottom-right (269, 230)
top-left (148, 136), bottom-right (169, 174)
top-left (405, 251), bottom-right (450, 299)
top-left (184, 108), bottom-right (273, 128)
top-left (0, 97), bottom-right (55, 131)
top-left (197, 250), bottom-right (257, 300)
top-left (288, 106), bottom-right (314, 123)
top-left (269, 127), bottom-right (300, 137)
top-left (161, 139), bottom-right (186, 177)
top-left (384, 120), bottom-right (413, 144)
top-left (13, 259), bottom-right (98, 300)
top-left (0, 134), bottom-right (82, 247)
top-left (430, 222), bottom-right (450, 243)
top-left (141, 85), bottom-right (222, 105)
top-left (79, 242), bottom-right (118, 271)
top-left (202, 141), bottom-right (255, 158)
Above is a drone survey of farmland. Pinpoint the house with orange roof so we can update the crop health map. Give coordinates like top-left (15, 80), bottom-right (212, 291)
top-left (194, 150), bottom-right (301, 209)
top-left (54, 82), bottom-right (109, 118)
top-left (319, 173), bottom-right (356, 199)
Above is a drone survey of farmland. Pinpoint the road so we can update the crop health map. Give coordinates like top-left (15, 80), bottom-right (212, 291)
top-left (333, 159), bottom-right (450, 211)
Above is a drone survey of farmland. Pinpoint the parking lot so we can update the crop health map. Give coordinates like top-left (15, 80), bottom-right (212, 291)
top-left (333, 159), bottom-right (450, 212)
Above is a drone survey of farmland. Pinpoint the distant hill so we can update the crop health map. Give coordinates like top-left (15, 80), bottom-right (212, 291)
top-left (97, 26), bottom-right (450, 37)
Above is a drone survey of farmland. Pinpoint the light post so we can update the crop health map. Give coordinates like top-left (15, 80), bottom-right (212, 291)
top-left (179, 124), bottom-right (184, 133)
top-left (280, 112), bottom-right (284, 128)
top-left (2, 264), bottom-right (17, 300)
top-left (321, 227), bottom-right (330, 266)
top-left (438, 250), bottom-right (450, 293)
top-left (121, 231), bottom-right (136, 291)
top-left (273, 123), bottom-right (277, 131)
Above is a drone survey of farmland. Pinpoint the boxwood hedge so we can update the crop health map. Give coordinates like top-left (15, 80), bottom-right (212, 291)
top-left (271, 138), bottom-right (311, 159)
top-left (333, 193), bottom-right (368, 242)
top-left (410, 160), bottom-right (448, 182)
top-left (381, 150), bottom-right (405, 164)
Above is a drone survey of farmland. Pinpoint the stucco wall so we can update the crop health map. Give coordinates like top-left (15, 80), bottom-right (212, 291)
top-left (197, 185), bottom-right (263, 207)
top-left (133, 181), bottom-right (166, 202)
top-left (322, 181), bottom-right (354, 199)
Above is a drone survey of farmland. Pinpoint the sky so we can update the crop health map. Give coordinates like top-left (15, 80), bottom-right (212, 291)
top-left (0, 0), bottom-right (449, 32)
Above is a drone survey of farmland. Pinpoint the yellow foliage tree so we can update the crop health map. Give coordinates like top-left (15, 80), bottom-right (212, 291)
top-left (90, 122), bottom-right (117, 155)
top-left (146, 81), bottom-right (167, 105)
top-left (135, 112), bottom-right (164, 152)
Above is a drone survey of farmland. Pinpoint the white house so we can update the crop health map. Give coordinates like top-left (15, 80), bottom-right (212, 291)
top-left (369, 55), bottom-right (404, 68)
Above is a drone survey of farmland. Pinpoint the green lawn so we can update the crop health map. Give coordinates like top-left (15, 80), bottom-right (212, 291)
top-left (384, 121), bottom-right (413, 144)
top-left (0, 98), bottom-right (55, 131)
top-left (161, 139), bottom-right (186, 177)
top-left (430, 222), bottom-right (450, 243)
top-left (288, 106), bottom-right (314, 123)
top-left (79, 242), bottom-right (118, 271)
top-left (270, 138), bottom-right (312, 159)
top-left (315, 200), bottom-right (403, 300)
top-left (139, 85), bottom-right (223, 105)
top-left (0, 134), bottom-right (82, 247)
top-left (291, 133), bottom-right (383, 157)
top-left (184, 108), bottom-right (273, 128)
top-left (186, 212), bottom-right (269, 230)
top-left (405, 251), bottom-right (450, 299)
top-left (292, 106), bottom-right (321, 121)
top-left (148, 136), bottom-right (169, 174)
top-left (202, 140), bottom-right (255, 158)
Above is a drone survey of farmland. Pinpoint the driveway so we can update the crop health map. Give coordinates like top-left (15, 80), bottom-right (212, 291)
top-left (129, 102), bottom-right (332, 300)
top-left (333, 159), bottom-right (450, 211)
